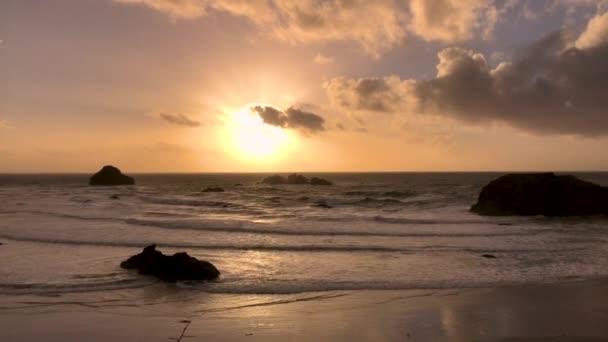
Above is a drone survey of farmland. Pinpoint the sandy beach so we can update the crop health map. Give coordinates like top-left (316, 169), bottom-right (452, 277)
top-left (2, 280), bottom-right (608, 341)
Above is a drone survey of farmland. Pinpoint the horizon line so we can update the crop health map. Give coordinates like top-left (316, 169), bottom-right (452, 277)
top-left (2, 170), bottom-right (608, 175)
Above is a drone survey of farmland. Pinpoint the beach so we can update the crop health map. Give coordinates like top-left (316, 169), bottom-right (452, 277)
top-left (2, 281), bottom-right (608, 341)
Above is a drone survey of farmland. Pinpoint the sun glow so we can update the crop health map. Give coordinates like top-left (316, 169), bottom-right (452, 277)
top-left (225, 105), bottom-right (293, 161)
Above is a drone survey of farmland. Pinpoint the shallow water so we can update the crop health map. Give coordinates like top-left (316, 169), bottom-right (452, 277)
top-left (1, 172), bottom-right (608, 303)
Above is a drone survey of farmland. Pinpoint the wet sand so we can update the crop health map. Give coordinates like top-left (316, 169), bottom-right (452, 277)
top-left (2, 280), bottom-right (608, 341)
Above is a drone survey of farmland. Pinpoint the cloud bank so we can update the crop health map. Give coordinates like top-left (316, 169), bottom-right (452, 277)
top-left (114, 0), bottom-right (500, 55)
top-left (325, 12), bottom-right (608, 136)
top-left (159, 112), bottom-right (202, 127)
top-left (251, 105), bottom-right (325, 134)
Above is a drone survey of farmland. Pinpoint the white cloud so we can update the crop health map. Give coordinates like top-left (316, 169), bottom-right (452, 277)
top-left (408, 0), bottom-right (497, 42)
top-left (325, 14), bottom-right (608, 136)
top-left (575, 11), bottom-right (608, 49)
top-left (113, 0), bottom-right (504, 55)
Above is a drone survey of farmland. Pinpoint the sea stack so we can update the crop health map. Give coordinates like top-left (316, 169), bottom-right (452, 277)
top-left (89, 165), bottom-right (135, 186)
top-left (471, 173), bottom-right (608, 216)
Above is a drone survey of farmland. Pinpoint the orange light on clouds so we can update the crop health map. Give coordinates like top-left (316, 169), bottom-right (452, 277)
top-left (223, 104), bottom-right (296, 163)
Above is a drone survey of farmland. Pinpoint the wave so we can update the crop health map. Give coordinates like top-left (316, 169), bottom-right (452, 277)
top-left (372, 215), bottom-right (487, 225)
top-left (0, 278), bottom-right (150, 295)
top-left (125, 218), bottom-right (535, 238)
top-left (357, 197), bottom-right (403, 205)
top-left (0, 233), bottom-right (574, 254)
top-left (342, 190), bottom-right (414, 198)
top-left (191, 276), bottom-right (607, 295)
top-left (140, 196), bottom-right (239, 208)
top-left (0, 209), bottom-right (121, 222)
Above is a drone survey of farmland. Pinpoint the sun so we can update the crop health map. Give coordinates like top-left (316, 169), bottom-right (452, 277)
top-left (225, 105), bottom-right (292, 161)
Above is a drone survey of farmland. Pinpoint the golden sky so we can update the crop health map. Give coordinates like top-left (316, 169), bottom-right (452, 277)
top-left (1, 0), bottom-right (608, 172)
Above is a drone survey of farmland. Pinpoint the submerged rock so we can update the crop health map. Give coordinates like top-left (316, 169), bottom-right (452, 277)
top-left (120, 245), bottom-right (220, 282)
top-left (310, 177), bottom-right (332, 186)
top-left (202, 187), bottom-right (224, 192)
top-left (471, 173), bottom-right (608, 216)
top-left (261, 175), bottom-right (286, 185)
top-left (481, 254), bottom-right (497, 259)
top-left (287, 173), bottom-right (308, 184)
top-left (312, 201), bottom-right (333, 209)
top-left (89, 165), bottom-right (135, 186)
top-left (109, 194), bottom-right (120, 200)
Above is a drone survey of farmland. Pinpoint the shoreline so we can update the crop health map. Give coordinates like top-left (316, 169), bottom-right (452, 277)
top-left (2, 280), bottom-right (608, 341)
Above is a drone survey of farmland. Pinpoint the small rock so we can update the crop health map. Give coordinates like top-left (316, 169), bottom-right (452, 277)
top-left (202, 187), bottom-right (225, 192)
top-left (261, 175), bottom-right (286, 185)
top-left (109, 194), bottom-right (120, 200)
top-left (120, 245), bottom-right (220, 282)
top-left (481, 254), bottom-right (497, 259)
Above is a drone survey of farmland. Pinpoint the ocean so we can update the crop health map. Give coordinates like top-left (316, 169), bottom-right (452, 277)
top-left (1, 172), bottom-right (608, 309)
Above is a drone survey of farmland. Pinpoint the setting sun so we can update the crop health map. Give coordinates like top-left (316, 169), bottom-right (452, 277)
top-left (225, 105), bottom-right (293, 161)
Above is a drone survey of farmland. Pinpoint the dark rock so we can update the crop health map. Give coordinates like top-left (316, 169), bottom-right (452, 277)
top-left (110, 194), bottom-right (120, 200)
top-left (120, 244), bottom-right (220, 282)
top-left (261, 175), bottom-right (286, 185)
top-left (481, 254), bottom-right (497, 259)
top-left (312, 201), bottom-right (333, 209)
top-left (310, 177), bottom-right (332, 186)
top-left (471, 173), bottom-right (608, 216)
top-left (89, 165), bottom-right (135, 186)
top-left (287, 173), bottom-right (309, 184)
top-left (202, 187), bottom-right (224, 192)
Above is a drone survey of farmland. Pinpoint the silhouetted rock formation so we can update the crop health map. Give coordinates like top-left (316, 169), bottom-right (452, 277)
top-left (202, 187), bottom-right (224, 192)
top-left (261, 174), bottom-right (333, 186)
top-left (471, 173), bottom-right (608, 216)
top-left (89, 165), bottom-right (134, 186)
top-left (287, 173), bottom-right (308, 184)
top-left (120, 245), bottom-right (220, 282)
top-left (261, 175), bottom-right (286, 185)
top-left (310, 177), bottom-right (332, 186)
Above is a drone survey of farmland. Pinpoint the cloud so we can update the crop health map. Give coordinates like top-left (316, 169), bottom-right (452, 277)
top-left (159, 112), bottom-right (202, 127)
top-left (251, 105), bottom-right (325, 133)
top-left (313, 53), bottom-right (333, 65)
top-left (325, 13), bottom-right (608, 136)
top-left (114, 0), bottom-right (205, 18)
top-left (0, 120), bottom-right (13, 129)
top-left (575, 11), bottom-right (608, 49)
top-left (113, 0), bottom-right (504, 55)
top-left (409, 0), bottom-right (497, 42)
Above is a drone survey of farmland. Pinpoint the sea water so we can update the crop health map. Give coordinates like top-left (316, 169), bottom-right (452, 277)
top-left (1, 173), bottom-right (607, 309)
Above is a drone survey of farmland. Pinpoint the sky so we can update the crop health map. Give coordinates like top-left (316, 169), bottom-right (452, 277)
top-left (1, 0), bottom-right (608, 172)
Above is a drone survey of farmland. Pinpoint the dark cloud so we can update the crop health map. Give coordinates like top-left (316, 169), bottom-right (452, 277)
top-left (325, 13), bottom-right (608, 136)
top-left (285, 107), bottom-right (325, 132)
top-left (159, 112), bottom-right (202, 127)
top-left (251, 105), bottom-right (325, 133)
top-left (252, 106), bottom-right (288, 128)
